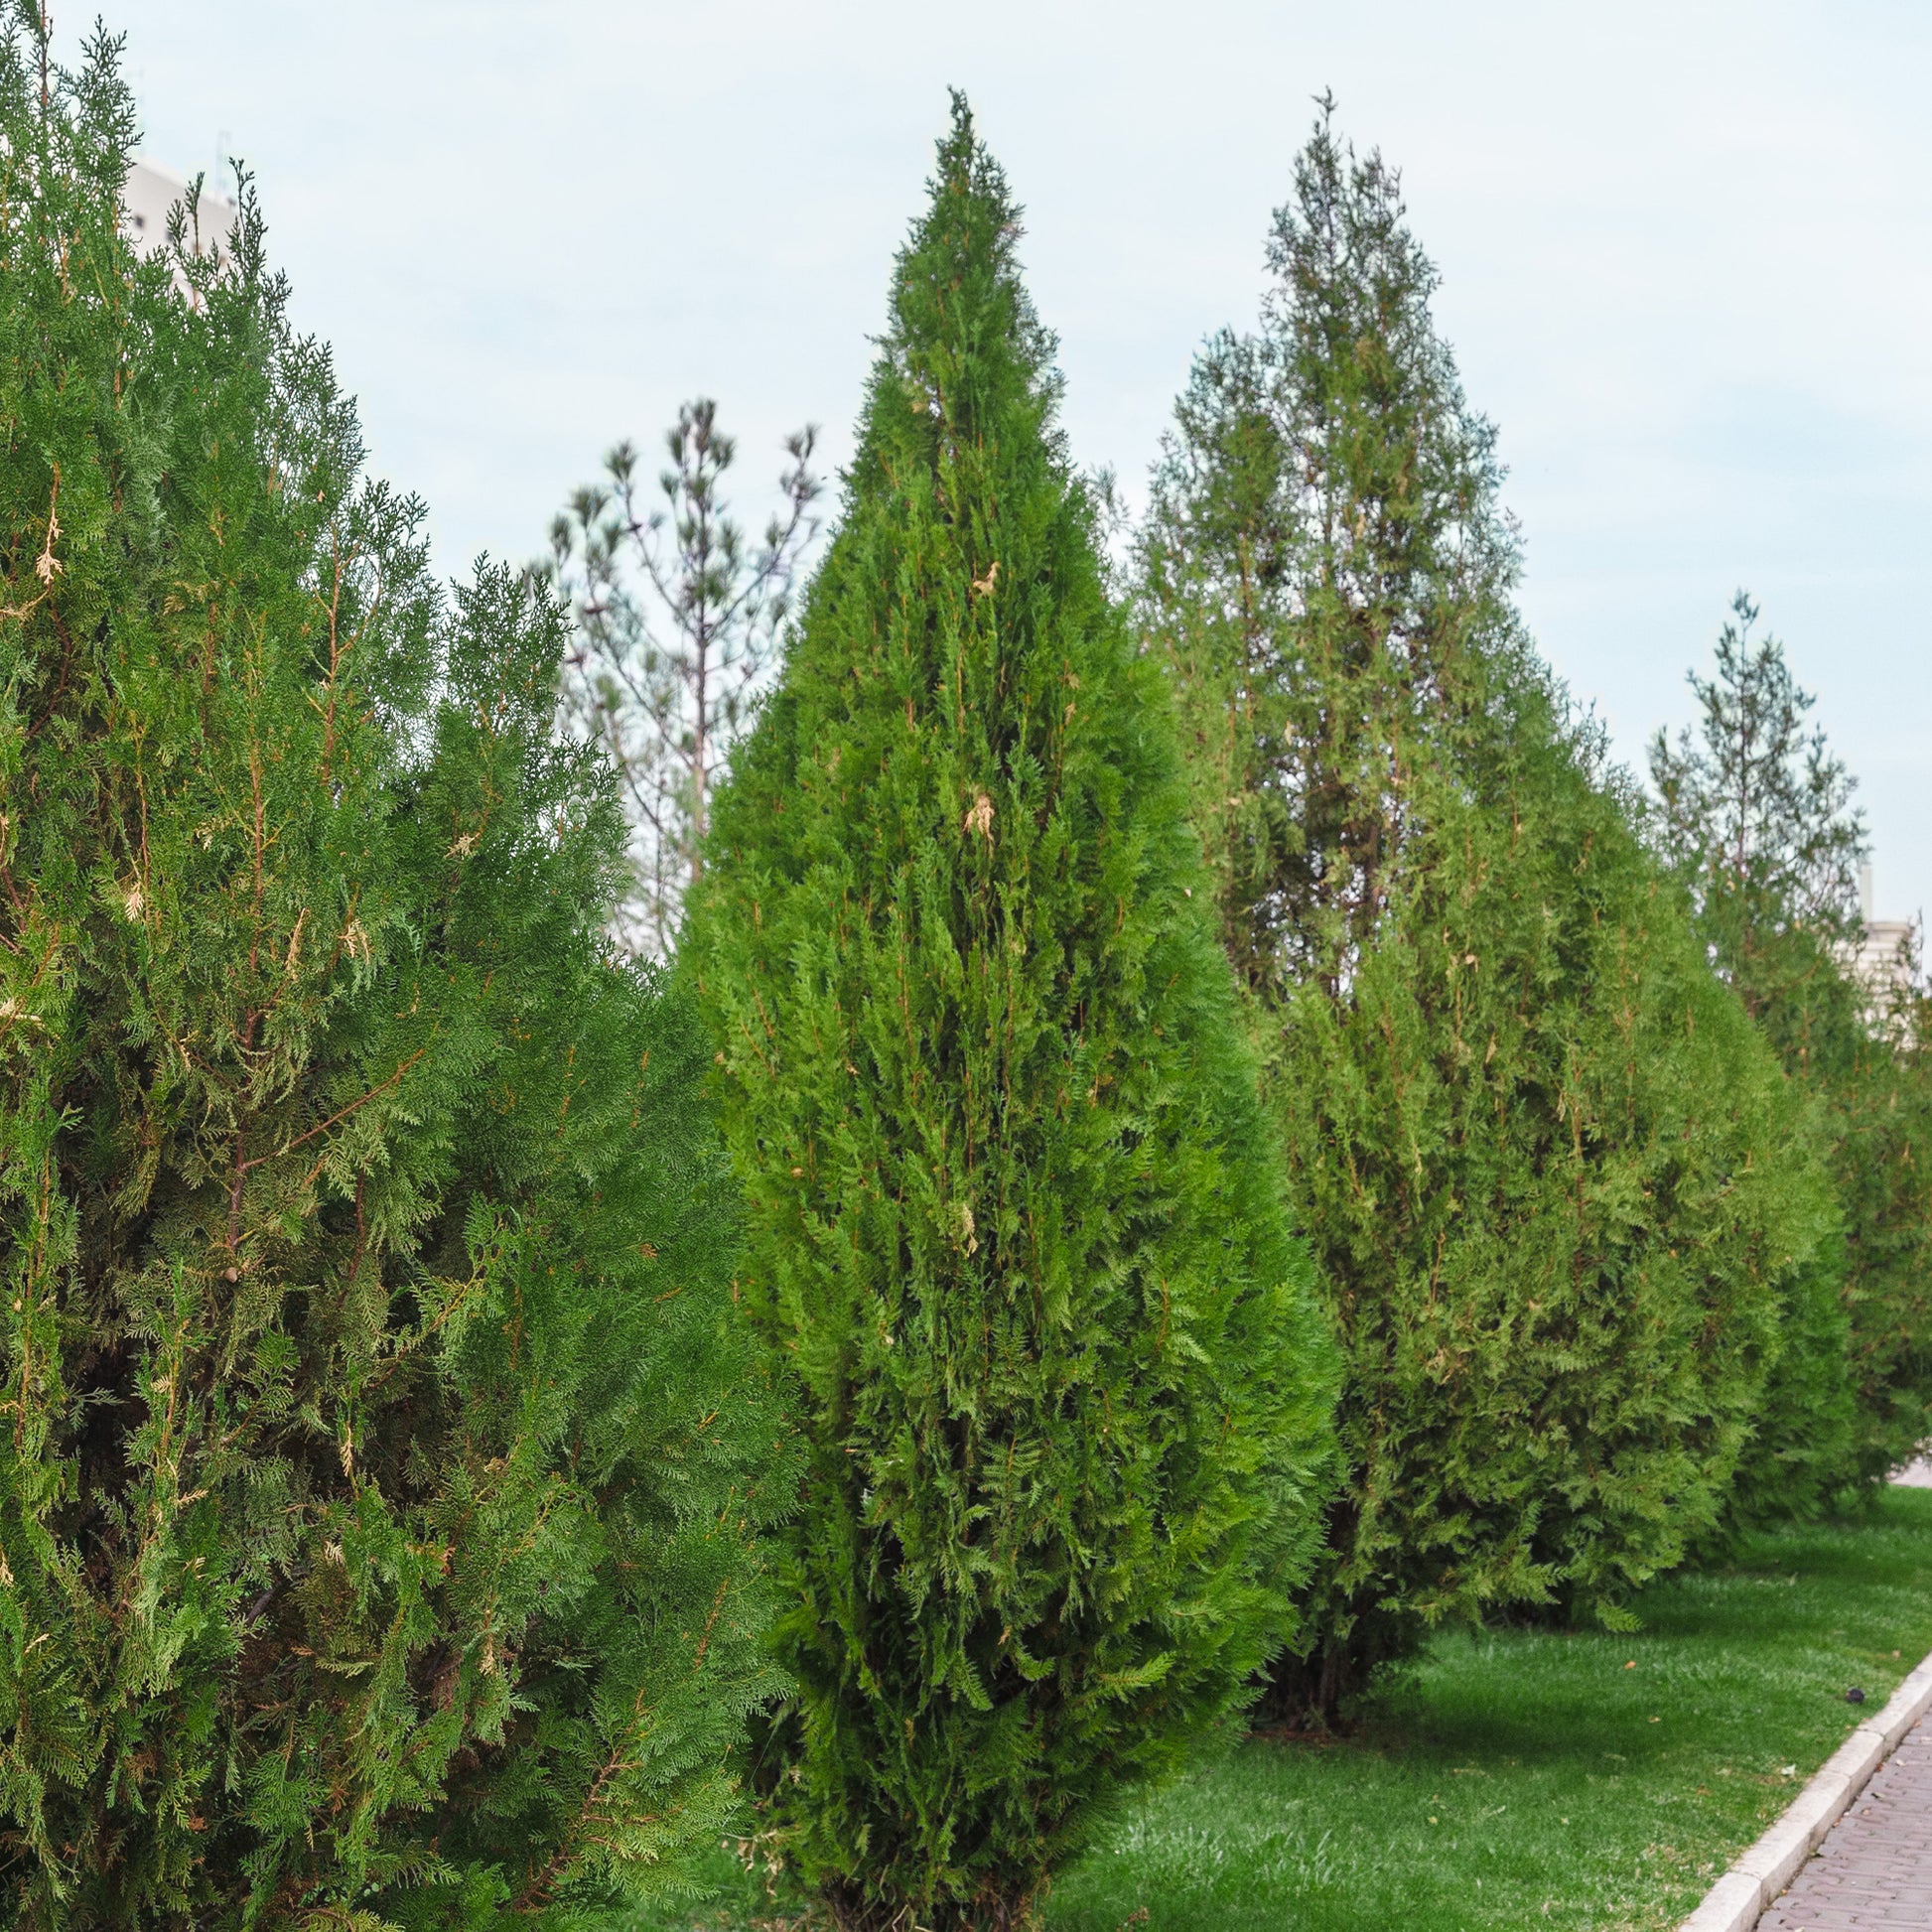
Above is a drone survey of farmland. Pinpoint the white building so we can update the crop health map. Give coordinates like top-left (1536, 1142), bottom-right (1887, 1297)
top-left (121, 158), bottom-right (235, 262)
top-left (1843, 864), bottom-right (1919, 1008)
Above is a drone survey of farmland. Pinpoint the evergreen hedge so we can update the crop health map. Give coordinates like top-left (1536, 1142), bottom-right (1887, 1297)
top-left (0, 27), bottom-right (788, 1925)
top-left (1830, 1011), bottom-right (1932, 1483)
top-left (689, 100), bottom-right (1336, 1929)
top-left (1137, 107), bottom-right (1831, 1715)
top-left (1652, 602), bottom-right (1931, 1496)
top-left (1265, 718), bottom-right (1838, 1693)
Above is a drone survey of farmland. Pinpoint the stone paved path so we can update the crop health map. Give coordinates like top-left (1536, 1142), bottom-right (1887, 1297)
top-left (1756, 1716), bottom-right (1932, 1928)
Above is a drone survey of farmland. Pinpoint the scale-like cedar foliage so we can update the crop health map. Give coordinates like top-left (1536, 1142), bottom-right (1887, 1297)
top-left (0, 25), bottom-right (787, 1926)
top-left (1265, 725), bottom-right (1834, 1688)
top-left (688, 101), bottom-right (1336, 1930)
top-left (1137, 105), bottom-right (1829, 1716)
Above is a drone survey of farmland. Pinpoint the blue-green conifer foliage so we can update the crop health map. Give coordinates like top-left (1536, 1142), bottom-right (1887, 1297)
top-left (688, 102), bottom-right (1336, 1931)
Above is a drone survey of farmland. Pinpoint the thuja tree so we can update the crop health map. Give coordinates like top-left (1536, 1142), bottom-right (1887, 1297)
top-left (1137, 103), bottom-right (1830, 1717)
top-left (687, 100), bottom-right (1336, 1929)
top-left (0, 22), bottom-right (787, 1927)
top-left (1652, 598), bottom-right (1932, 1489)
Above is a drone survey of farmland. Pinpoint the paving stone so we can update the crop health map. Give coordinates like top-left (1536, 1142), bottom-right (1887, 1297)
top-left (1758, 1716), bottom-right (1932, 1929)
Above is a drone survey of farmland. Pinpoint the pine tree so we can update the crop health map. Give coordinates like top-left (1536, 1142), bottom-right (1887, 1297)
top-left (1649, 594), bottom-right (1867, 1053)
top-left (542, 401), bottom-right (820, 957)
top-left (687, 99), bottom-right (1336, 1930)
top-left (0, 21), bottom-right (789, 1924)
top-left (1138, 104), bottom-right (1829, 1717)
top-left (1652, 598), bottom-right (1931, 1490)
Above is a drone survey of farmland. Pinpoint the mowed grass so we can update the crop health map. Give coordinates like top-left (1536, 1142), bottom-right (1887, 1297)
top-left (647, 1487), bottom-right (1932, 1932)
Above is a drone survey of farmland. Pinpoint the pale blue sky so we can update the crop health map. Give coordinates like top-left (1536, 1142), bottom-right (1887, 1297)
top-left (101, 0), bottom-right (1931, 921)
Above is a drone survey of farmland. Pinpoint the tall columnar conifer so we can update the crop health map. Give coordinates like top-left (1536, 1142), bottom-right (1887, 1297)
top-left (689, 100), bottom-right (1336, 1929)
top-left (0, 23), bottom-right (788, 1925)
top-left (1137, 104), bottom-right (1829, 1716)
top-left (1652, 599), bottom-right (1929, 1494)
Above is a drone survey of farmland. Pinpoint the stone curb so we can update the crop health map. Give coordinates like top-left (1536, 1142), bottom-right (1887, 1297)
top-left (1679, 1647), bottom-right (1932, 1931)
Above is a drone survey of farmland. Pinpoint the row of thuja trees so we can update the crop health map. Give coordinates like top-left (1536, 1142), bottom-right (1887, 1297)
top-left (1134, 112), bottom-right (1909, 1706)
top-left (3, 14), bottom-right (1927, 1928)
top-left (569, 92), bottom-right (1932, 1924)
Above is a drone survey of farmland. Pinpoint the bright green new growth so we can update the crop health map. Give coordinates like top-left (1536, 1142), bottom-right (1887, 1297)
top-left (1138, 105), bottom-right (1828, 1717)
top-left (688, 99), bottom-right (1336, 1931)
top-left (0, 23), bottom-right (787, 1926)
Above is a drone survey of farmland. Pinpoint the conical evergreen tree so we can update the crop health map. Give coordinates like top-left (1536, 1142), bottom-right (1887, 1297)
top-left (688, 100), bottom-right (1336, 1929)
top-left (0, 23), bottom-right (788, 1925)
top-left (1652, 599), bottom-right (1931, 1493)
top-left (1138, 104), bottom-right (1831, 1717)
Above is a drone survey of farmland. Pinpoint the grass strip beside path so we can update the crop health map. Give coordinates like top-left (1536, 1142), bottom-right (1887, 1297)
top-left (656, 1487), bottom-right (1932, 1932)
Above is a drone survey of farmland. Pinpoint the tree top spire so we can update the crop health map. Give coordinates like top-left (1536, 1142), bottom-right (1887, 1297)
top-left (853, 91), bottom-right (1063, 492)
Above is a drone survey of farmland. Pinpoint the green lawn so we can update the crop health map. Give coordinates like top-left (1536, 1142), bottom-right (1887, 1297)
top-left (647, 1486), bottom-right (1932, 1932)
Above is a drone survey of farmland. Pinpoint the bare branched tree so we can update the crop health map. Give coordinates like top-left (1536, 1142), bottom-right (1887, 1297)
top-left (542, 399), bottom-right (820, 955)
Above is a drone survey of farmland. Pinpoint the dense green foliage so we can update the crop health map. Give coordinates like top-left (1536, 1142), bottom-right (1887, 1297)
top-left (1653, 598), bottom-right (1932, 1491)
top-left (688, 101), bottom-right (1337, 1931)
top-left (2, 6), bottom-right (1924, 1922)
top-left (1830, 1002), bottom-right (1932, 1479)
top-left (1137, 106), bottom-right (1831, 1716)
top-left (0, 24), bottom-right (788, 1926)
